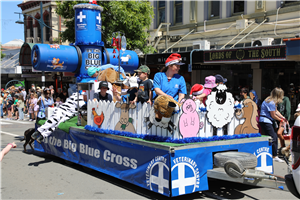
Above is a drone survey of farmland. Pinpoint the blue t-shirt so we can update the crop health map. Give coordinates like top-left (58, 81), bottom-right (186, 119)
top-left (153, 72), bottom-right (187, 101)
top-left (259, 100), bottom-right (276, 124)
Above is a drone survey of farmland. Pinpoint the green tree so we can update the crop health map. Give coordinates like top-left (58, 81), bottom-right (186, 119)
top-left (55, 1), bottom-right (155, 54)
top-left (0, 46), bottom-right (5, 61)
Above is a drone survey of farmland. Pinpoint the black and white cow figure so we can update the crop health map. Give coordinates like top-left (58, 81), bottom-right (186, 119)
top-left (31, 92), bottom-right (86, 143)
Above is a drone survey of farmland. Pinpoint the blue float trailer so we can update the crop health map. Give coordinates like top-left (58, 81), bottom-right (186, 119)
top-left (31, 3), bottom-right (291, 197)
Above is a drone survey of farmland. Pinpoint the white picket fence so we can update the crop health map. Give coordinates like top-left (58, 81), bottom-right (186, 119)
top-left (87, 100), bottom-right (245, 140)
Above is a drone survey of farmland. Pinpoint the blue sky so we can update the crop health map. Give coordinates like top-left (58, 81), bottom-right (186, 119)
top-left (0, 1), bottom-right (24, 44)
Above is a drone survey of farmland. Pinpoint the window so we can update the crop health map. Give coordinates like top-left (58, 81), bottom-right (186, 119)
top-left (233, 0), bottom-right (244, 14)
top-left (180, 47), bottom-right (186, 52)
top-left (210, 0), bottom-right (220, 17)
top-left (45, 14), bottom-right (50, 42)
top-left (187, 46), bottom-right (193, 51)
top-left (173, 48), bottom-right (179, 52)
top-left (29, 18), bottom-right (33, 37)
top-left (280, 1), bottom-right (300, 7)
top-left (175, 1), bottom-right (183, 24)
top-left (157, 1), bottom-right (165, 27)
top-left (285, 0), bottom-right (299, 3)
top-left (190, 1), bottom-right (197, 22)
top-left (37, 21), bottom-right (41, 42)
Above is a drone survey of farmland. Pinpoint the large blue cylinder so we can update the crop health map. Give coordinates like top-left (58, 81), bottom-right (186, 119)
top-left (31, 44), bottom-right (81, 72)
top-left (78, 45), bottom-right (102, 75)
top-left (73, 3), bottom-right (103, 45)
top-left (103, 48), bottom-right (139, 73)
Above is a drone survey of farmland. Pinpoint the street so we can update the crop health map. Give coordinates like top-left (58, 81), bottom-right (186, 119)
top-left (0, 118), bottom-right (298, 200)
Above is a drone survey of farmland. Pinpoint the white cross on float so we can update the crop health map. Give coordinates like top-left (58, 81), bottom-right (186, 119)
top-left (150, 162), bottom-right (169, 194)
top-left (96, 13), bottom-right (101, 24)
top-left (256, 152), bottom-right (273, 173)
top-left (172, 163), bottom-right (196, 195)
top-left (77, 11), bottom-right (86, 23)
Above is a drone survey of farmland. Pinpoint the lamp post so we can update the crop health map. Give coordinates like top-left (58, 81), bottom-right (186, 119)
top-left (15, 2), bottom-right (62, 89)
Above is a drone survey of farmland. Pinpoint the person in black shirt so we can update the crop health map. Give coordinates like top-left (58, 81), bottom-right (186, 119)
top-left (93, 81), bottom-right (112, 102)
top-left (132, 65), bottom-right (153, 105)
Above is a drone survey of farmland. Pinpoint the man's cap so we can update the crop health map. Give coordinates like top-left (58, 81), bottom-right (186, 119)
top-left (99, 81), bottom-right (109, 89)
top-left (134, 65), bottom-right (150, 74)
top-left (165, 53), bottom-right (185, 66)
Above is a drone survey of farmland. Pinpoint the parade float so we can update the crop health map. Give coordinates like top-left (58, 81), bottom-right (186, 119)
top-left (31, 2), bottom-right (291, 197)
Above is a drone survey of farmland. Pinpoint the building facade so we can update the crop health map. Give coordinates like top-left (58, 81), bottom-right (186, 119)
top-left (147, 0), bottom-right (300, 114)
top-left (15, 1), bottom-right (74, 91)
top-left (17, 0), bottom-right (68, 44)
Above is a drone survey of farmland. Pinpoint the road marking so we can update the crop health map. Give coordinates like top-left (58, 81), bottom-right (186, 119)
top-left (0, 131), bottom-right (19, 137)
top-left (0, 119), bottom-right (33, 124)
top-left (0, 122), bottom-right (12, 125)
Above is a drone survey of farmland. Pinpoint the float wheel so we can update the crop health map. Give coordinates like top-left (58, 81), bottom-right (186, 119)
top-left (214, 152), bottom-right (257, 169)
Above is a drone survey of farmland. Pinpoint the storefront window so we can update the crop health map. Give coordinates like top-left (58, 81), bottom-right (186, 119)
top-left (261, 61), bottom-right (299, 115)
top-left (199, 64), bottom-right (253, 100)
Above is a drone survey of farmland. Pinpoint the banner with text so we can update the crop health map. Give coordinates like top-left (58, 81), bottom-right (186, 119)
top-left (34, 127), bottom-right (170, 196)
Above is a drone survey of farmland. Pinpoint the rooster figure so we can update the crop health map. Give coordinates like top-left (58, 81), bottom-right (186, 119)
top-left (92, 108), bottom-right (104, 128)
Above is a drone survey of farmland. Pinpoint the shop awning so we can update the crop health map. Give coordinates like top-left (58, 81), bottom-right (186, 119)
top-left (19, 43), bottom-right (37, 66)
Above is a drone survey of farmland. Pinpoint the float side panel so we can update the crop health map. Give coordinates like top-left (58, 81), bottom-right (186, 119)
top-left (34, 127), bottom-right (171, 197)
top-left (170, 140), bottom-right (272, 197)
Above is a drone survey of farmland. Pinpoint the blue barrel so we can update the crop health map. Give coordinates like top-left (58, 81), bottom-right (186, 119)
top-left (103, 48), bottom-right (139, 73)
top-left (73, 3), bottom-right (103, 45)
top-left (31, 44), bottom-right (82, 72)
top-left (78, 45), bottom-right (102, 75)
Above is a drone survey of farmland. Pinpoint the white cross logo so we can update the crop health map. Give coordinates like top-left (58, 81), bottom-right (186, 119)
top-left (257, 152), bottom-right (273, 173)
top-left (172, 163), bottom-right (196, 195)
top-left (96, 13), bottom-right (101, 24)
top-left (149, 162), bottom-right (169, 194)
top-left (77, 11), bottom-right (86, 23)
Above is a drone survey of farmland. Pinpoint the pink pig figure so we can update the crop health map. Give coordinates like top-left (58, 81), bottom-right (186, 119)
top-left (179, 99), bottom-right (200, 138)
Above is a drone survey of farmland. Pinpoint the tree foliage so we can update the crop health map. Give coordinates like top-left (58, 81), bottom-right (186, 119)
top-left (0, 46), bottom-right (5, 61)
top-left (55, 1), bottom-right (155, 54)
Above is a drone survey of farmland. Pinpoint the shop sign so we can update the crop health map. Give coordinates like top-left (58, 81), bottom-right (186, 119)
top-left (204, 45), bottom-right (286, 63)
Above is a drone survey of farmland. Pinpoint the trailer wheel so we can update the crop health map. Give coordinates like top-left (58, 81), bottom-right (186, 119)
top-left (224, 159), bottom-right (245, 178)
top-left (214, 152), bottom-right (257, 169)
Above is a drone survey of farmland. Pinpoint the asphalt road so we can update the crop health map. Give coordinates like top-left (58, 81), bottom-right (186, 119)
top-left (0, 118), bottom-right (298, 199)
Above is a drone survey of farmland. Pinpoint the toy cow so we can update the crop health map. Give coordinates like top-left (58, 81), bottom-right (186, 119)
top-left (114, 102), bottom-right (136, 133)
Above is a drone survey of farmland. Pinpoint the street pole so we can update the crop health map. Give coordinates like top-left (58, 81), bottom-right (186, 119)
top-left (39, 2), bottom-right (45, 89)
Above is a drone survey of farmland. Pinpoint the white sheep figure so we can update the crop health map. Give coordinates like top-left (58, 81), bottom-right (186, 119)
top-left (206, 84), bottom-right (235, 129)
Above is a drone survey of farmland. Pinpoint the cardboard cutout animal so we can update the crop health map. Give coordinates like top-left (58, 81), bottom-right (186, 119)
top-left (234, 98), bottom-right (259, 134)
top-left (179, 98), bottom-right (200, 138)
top-left (114, 102), bottom-right (136, 133)
top-left (206, 84), bottom-right (235, 135)
top-left (145, 95), bottom-right (180, 133)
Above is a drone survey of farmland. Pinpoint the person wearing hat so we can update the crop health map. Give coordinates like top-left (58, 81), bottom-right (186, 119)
top-left (93, 81), bottom-right (113, 102)
top-left (132, 65), bottom-right (153, 105)
top-left (153, 53), bottom-right (187, 103)
top-left (189, 84), bottom-right (204, 103)
top-left (215, 74), bottom-right (227, 85)
top-left (195, 76), bottom-right (217, 106)
top-left (6, 96), bottom-right (14, 120)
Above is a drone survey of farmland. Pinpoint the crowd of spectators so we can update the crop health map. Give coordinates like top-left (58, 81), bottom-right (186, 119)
top-left (0, 84), bottom-right (69, 121)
